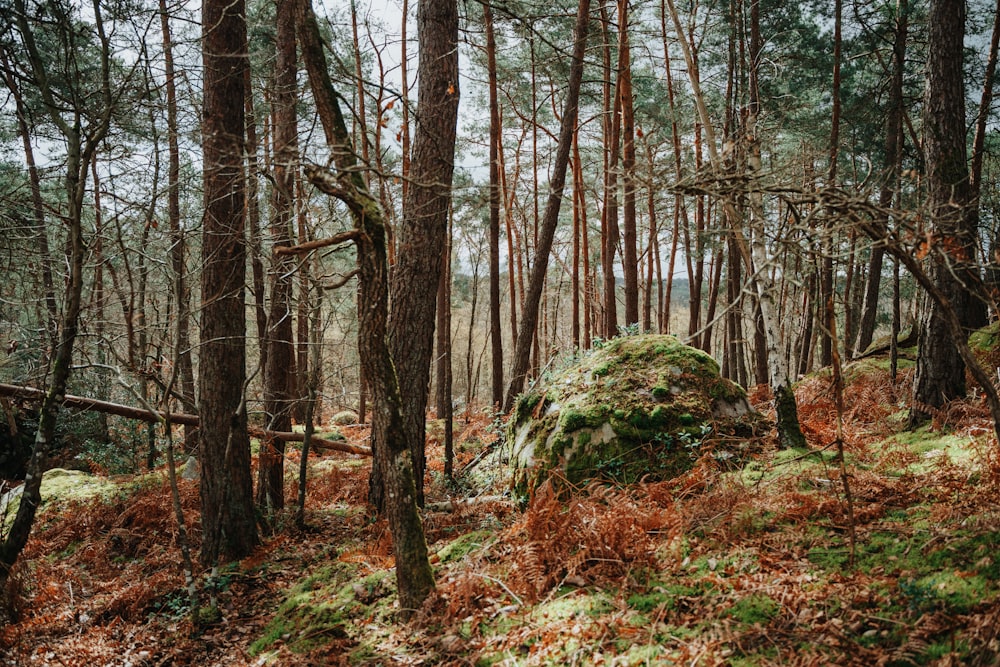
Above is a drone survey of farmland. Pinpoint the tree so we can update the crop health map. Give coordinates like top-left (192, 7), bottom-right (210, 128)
top-left (503, 0), bottom-right (592, 410)
top-left (293, 0), bottom-right (434, 617)
top-left (381, 0), bottom-right (461, 507)
top-left (159, 0), bottom-right (198, 454)
top-left (199, 0), bottom-right (258, 564)
top-left (256, 0), bottom-right (299, 516)
top-left (664, 0), bottom-right (806, 447)
top-left (909, 0), bottom-right (975, 426)
top-left (0, 0), bottom-right (121, 592)
top-left (854, 0), bottom-right (909, 357)
top-left (484, 0), bottom-right (505, 409)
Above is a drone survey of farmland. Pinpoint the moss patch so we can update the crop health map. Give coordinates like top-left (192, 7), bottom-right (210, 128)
top-left (251, 564), bottom-right (392, 656)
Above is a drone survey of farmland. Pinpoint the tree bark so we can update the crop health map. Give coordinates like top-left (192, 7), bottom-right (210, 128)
top-left (199, 0), bottom-right (258, 565)
top-left (855, 0), bottom-right (908, 356)
top-left (619, 0), bottom-right (639, 327)
top-left (158, 0), bottom-right (198, 453)
top-left (383, 0), bottom-right (460, 508)
top-left (910, 0), bottom-right (974, 427)
top-left (295, 0), bottom-right (433, 616)
top-left (257, 0), bottom-right (298, 515)
top-left (484, 1), bottom-right (505, 409)
top-left (819, 0), bottom-right (842, 368)
top-left (600, 1), bottom-right (620, 338)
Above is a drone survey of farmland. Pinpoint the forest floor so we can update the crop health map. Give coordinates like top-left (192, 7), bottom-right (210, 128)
top-left (3, 354), bottom-right (1000, 666)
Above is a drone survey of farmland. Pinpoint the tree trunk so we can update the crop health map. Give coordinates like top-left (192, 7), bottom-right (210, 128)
top-left (1, 0), bottom-right (115, 587)
top-left (381, 0), bottom-right (459, 508)
top-left (295, 0), bottom-right (433, 616)
top-left (437, 227), bottom-right (455, 479)
top-left (855, 0), bottom-right (908, 356)
top-left (199, 0), bottom-right (258, 565)
top-left (600, 1), bottom-right (620, 338)
top-left (910, 0), bottom-right (974, 427)
top-left (819, 0), bottom-right (842, 368)
top-left (484, 1), bottom-right (504, 409)
top-left (973, 0), bottom-right (1000, 297)
top-left (619, 0), bottom-right (639, 327)
top-left (664, 0), bottom-right (803, 444)
top-left (158, 0), bottom-right (197, 453)
top-left (257, 0), bottom-right (298, 515)
top-left (503, 0), bottom-right (592, 411)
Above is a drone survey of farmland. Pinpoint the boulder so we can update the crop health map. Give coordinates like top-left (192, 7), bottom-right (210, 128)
top-left (331, 410), bottom-right (360, 426)
top-left (507, 334), bottom-right (758, 491)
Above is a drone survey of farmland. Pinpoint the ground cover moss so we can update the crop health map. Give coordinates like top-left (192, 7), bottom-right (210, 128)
top-left (725, 593), bottom-right (780, 625)
top-left (250, 563), bottom-right (391, 656)
top-left (435, 529), bottom-right (492, 563)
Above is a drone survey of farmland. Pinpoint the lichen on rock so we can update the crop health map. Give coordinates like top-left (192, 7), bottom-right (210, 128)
top-left (506, 334), bottom-right (760, 492)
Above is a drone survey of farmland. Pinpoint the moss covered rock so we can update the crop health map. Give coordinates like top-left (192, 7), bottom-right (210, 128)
top-left (507, 334), bottom-right (757, 491)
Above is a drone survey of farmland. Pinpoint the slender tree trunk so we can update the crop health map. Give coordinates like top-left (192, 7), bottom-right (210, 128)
top-left (484, 1), bottom-right (504, 409)
top-left (503, 0), bottom-right (592, 410)
top-left (158, 0), bottom-right (197, 452)
top-left (619, 0), bottom-right (639, 327)
top-left (973, 0), bottom-right (1000, 296)
top-left (572, 126), bottom-right (582, 348)
top-left (700, 242), bottom-right (723, 354)
top-left (643, 139), bottom-right (658, 333)
top-left (245, 62), bottom-right (268, 383)
top-left (577, 132), bottom-right (593, 348)
top-left (257, 0), bottom-right (298, 515)
top-left (295, 0), bottom-right (434, 616)
top-left (296, 279), bottom-right (322, 528)
top-left (855, 0), bottom-right (908, 356)
top-left (437, 220), bottom-right (454, 479)
top-left (819, 0), bottom-right (842, 368)
top-left (384, 0), bottom-right (460, 508)
top-left (600, 1), bottom-right (620, 337)
top-left (1, 0), bottom-right (116, 588)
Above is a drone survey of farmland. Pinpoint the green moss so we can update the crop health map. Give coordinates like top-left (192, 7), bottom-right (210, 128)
top-left (726, 594), bottom-right (780, 625)
top-left (901, 571), bottom-right (990, 615)
top-left (251, 563), bottom-right (373, 655)
top-left (968, 322), bottom-right (1000, 354)
top-left (558, 407), bottom-right (609, 433)
top-left (435, 530), bottom-right (491, 563)
top-left (508, 334), bottom-right (753, 491)
top-left (514, 393), bottom-right (542, 422)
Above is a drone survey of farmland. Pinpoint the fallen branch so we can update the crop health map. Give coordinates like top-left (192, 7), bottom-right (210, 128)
top-left (0, 383), bottom-right (371, 457)
top-left (423, 494), bottom-right (511, 512)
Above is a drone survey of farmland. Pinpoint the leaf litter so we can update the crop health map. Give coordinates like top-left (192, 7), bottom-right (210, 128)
top-left (4, 364), bottom-right (1000, 665)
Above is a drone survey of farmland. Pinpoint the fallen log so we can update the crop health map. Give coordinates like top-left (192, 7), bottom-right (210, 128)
top-left (0, 382), bottom-right (371, 457)
top-left (252, 428), bottom-right (371, 456)
top-left (0, 382), bottom-right (200, 426)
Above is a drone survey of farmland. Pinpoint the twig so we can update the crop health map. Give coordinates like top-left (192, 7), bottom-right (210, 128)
top-left (470, 572), bottom-right (524, 608)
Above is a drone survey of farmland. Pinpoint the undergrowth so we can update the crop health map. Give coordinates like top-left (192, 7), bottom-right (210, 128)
top-left (4, 361), bottom-right (1000, 666)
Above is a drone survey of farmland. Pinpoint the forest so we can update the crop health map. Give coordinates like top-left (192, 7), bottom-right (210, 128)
top-left (1, 0), bottom-right (1000, 663)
